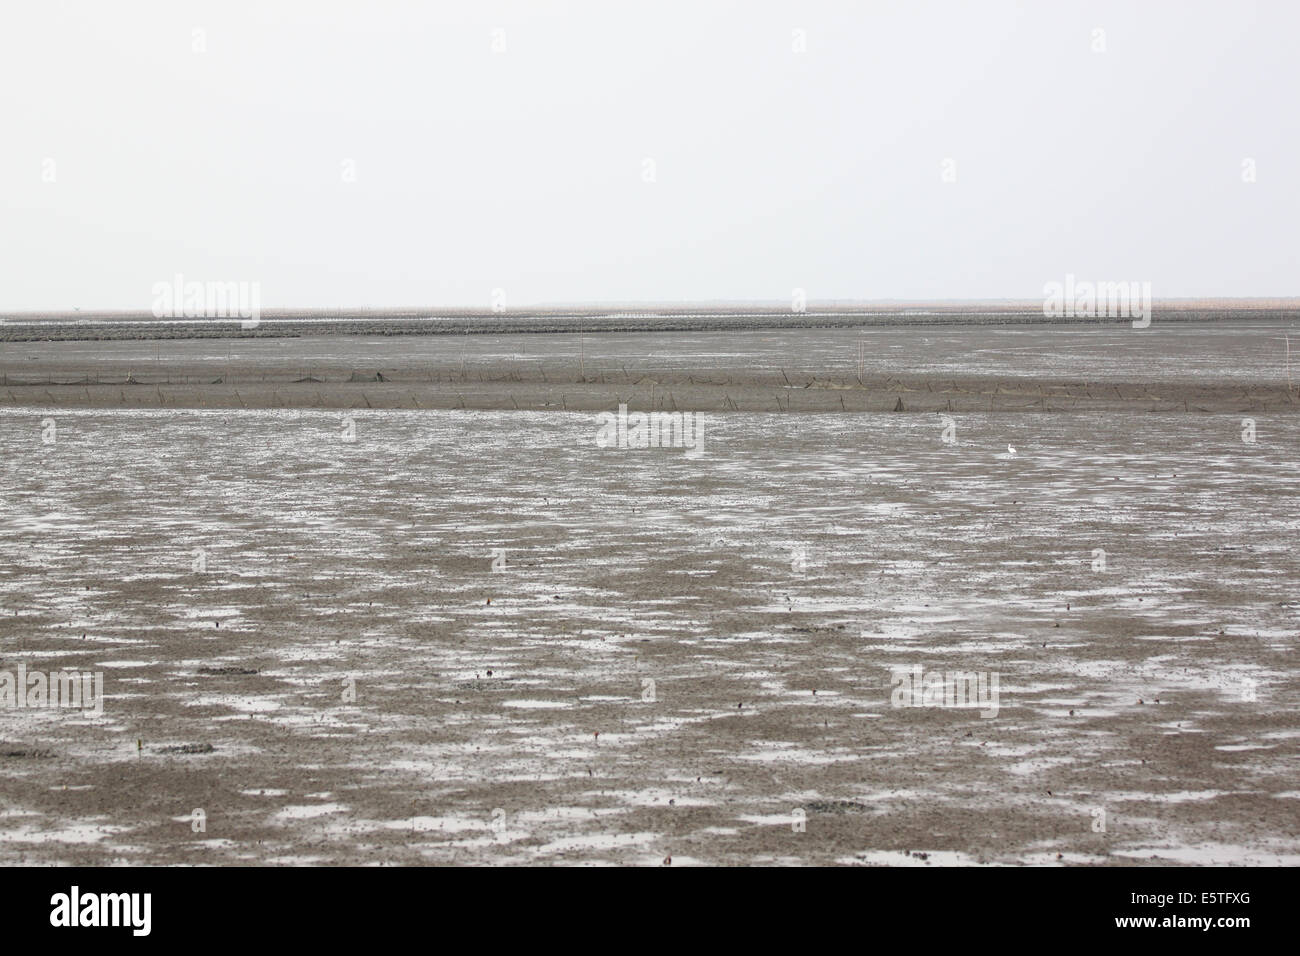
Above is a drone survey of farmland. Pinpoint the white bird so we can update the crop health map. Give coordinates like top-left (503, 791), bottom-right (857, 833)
top-left (1007, 444), bottom-right (1017, 456)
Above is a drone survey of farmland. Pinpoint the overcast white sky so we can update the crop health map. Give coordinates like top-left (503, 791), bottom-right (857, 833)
top-left (1, 1), bottom-right (1296, 311)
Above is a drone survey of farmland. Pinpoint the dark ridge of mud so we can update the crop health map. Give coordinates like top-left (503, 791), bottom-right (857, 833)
top-left (806, 800), bottom-right (870, 814)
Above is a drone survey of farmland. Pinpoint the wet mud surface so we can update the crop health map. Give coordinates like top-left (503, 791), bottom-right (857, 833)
top-left (1, 389), bottom-right (1296, 864)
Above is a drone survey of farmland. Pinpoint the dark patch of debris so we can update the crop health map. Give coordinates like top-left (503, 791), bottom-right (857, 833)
top-left (2, 747), bottom-right (54, 759)
top-left (453, 677), bottom-right (515, 691)
top-left (806, 800), bottom-right (868, 814)
top-left (157, 743), bottom-right (215, 755)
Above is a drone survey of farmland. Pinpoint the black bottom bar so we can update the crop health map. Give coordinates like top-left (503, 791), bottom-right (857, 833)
top-left (1, 865), bottom-right (1282, 943)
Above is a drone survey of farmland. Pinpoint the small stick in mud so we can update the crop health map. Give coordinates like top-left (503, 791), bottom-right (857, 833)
top-left (1287, 334), bottom-right (1294, 395)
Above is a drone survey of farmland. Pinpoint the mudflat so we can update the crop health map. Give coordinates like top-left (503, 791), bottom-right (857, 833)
top-left (1, 321), bottom-right (1297, 414)
top-left (0, 321), bottom-right (1296, 864)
